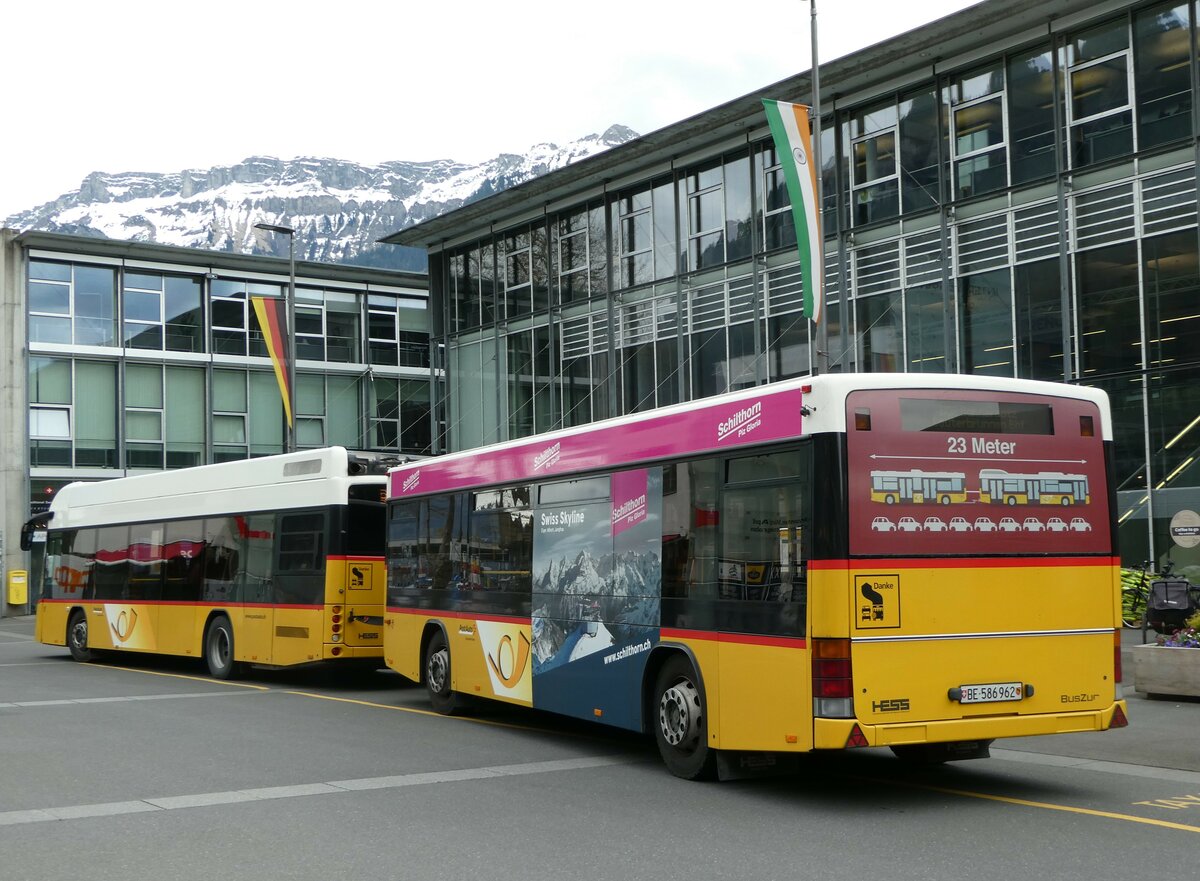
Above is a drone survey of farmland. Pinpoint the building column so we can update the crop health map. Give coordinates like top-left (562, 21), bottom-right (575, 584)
top-left (1, 230), bottom-right (30, 617)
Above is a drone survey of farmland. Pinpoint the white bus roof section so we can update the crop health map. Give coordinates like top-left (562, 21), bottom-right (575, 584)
top-left (388, 374), bottom-right (1113, 488)
top-left (48, 447), bottom-right (383, 531)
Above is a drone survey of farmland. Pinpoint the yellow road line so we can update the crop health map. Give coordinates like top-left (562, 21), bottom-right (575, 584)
top-left (876, 777), bottom-right (1200, 834)
top-left (86, 662), bottom-right (270, 691)
top-left (283, 690), bottom-right (584, 736)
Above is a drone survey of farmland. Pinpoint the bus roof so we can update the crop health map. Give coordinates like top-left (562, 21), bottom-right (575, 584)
top-left (390, 374), bottom-right (1112, 498)
top-left (47, 447), bottom-right (386, 531)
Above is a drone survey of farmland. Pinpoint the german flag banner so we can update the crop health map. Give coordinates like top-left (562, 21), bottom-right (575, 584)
top-left (250, 295), bottom-right (294, 427)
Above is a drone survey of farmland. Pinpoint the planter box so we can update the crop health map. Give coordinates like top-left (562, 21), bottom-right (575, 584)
top-left (1132, 644), bottom-right (1200, 698)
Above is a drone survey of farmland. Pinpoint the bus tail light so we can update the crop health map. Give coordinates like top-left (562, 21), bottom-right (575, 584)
top-left (1113, 629), bottom-right (1123, 684)
top-left (331, 614), bottom-right (342, 624)
top-left (813, 638), bottom-right (855, 718)
top-left (331, 646), bottom-right (342, 656)
top-left (331, 623), bottom-right (341, 633)
top-left (333, 605), bottom-right (342, 614)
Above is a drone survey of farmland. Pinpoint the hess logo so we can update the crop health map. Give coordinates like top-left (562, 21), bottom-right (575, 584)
top-left (110, 608), bottom-right (139, 642)
top-left (487, 632), bottom-right (531, 688)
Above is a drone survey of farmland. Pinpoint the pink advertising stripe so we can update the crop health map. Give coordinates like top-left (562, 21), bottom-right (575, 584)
top-left (391, 387), bottom-right (806, 497)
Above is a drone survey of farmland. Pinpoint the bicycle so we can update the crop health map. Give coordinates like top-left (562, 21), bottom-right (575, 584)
top-left (1120, 561), bottom-right (1154, 631)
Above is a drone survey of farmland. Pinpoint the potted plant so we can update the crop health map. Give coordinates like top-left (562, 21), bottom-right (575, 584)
top-left (1132, 611), bottom-right (1200, 698)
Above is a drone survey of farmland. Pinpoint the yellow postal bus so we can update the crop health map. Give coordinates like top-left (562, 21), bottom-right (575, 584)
top-left (383, 375), bottom-right (1127, 778)
top-left (28, 447), bottom-right (388, 678)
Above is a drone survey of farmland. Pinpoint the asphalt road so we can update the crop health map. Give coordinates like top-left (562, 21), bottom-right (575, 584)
top-left (2, 617), bottom-right (1198, 881)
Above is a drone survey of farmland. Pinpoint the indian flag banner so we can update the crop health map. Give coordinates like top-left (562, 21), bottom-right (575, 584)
top-left (250, 295), bottom-right (294, 427)
top-left (762, 99), bottom-right (823, 324)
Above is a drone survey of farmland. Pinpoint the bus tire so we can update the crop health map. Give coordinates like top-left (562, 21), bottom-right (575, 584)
top-left (67, 609), bottom-right (92, 662)
top-left (653, 655), bottom-right (716, 780)
top-left (425, 629), bottom-right (459, 715)
top-left (205, 615), bottom-right (243, 680)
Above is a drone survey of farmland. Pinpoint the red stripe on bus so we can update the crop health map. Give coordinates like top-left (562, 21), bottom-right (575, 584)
top-left (809, 556), bottom-right (1119, 570)
top-left (661, 628), bottom-right (806, 649)
top-left (386, 607), bottom-right (529, 626)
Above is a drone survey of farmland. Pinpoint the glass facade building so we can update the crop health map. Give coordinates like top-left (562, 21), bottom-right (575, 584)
top-left (387, 0), bottom-right (1200, 573)
top-left (12, 232), bottom-right (434, 509)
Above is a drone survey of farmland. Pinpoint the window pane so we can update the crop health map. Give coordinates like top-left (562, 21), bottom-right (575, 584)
top-left (1144, 230), bottom-right (1199, 371)
top-left (958, 270), bottom-right (1013, 376)
top-left (29, 260), bottom-right (71, 282)
top-left (1008, 47), bottom-right (1058, 184)
top-left (30, 316), bottom-right (72, 344)
top-left (955, 97), bottom-right (1004, 154)
top-left (29, 358), bottom-right (71, 404)
top-left (29, 282), bottom-right (70, 314)
top-left (1072, 111), bottom-right (1133, 166)
top-left (165, 276), bottom-right (203, 353)
top-left (956, 149), bottom-right (1007, 199)
top-left (905, 284), bottom-right (947, 371)
top-left (858, 292), bottom-right (903, 372)
top-left (213, 414), bottom-right (246, 444)
top-left (853, 132), bottom-right (896, 184)
top-left (1077, 242), bottom-right (1140, 375)
top-left (213, 370), bottom-right (247, 411)
top-left (899, 90), bottom-right (940, 213)
top-left (165, 367), bottom-right (205, 468)
top-left (75, 361), bottom-right (117, 467)
top-left (1072, 57), bottom-right (1129, 120)
top-left (126, 363), bottom-right (163, 408)
top-left (1074, 19), bottom-right (1129, 64)
top-left (1135, 2), bottom-right (1192, 149)
top-left (1014, 258), bottom-right (1065, 381)
top-left (126, 411), bottom-right (163, 441)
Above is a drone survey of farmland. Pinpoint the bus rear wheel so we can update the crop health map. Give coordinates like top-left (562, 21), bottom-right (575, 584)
top-left (67, 609), bottom-right (92, 662)
top-left (653, 655), bottom-right (716, 780)
top-left (425, 629), bottom-right (459, 715)
top-left (205, 616), bottom-right (242, 680)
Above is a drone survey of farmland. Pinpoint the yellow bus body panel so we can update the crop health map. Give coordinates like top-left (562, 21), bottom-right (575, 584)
top-left (716, 640), bottom-right (812, 752)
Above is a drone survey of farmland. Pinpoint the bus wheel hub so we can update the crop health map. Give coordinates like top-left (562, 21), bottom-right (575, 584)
top-left (659, 680), bottom-right (700, 747)
top-left (428, 648), bottom-right (449, 693)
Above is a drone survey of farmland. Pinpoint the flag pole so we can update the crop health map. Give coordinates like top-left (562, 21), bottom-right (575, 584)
top-left (809, 0), bottom-right (828, 376)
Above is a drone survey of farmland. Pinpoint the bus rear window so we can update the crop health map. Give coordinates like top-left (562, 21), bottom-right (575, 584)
top-left (900, 399), bottom-right (1054, 435)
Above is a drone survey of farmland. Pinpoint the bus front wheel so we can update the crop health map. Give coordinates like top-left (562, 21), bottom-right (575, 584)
top-left (67, 609), bottom-right (92, 662)
top-left (205, 616), bottom-right (242, 680)
top-left (425, 630), bottom-right (459, 715)
top-left (653, 655), bottom-right (716, 780)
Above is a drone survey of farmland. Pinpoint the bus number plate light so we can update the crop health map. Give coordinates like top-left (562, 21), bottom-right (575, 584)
top-left (950, 682), bottom-right (1024, 704)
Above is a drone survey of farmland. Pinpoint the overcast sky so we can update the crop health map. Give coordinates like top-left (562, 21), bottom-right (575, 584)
top-left (0, 0), bottom-right (978, 220)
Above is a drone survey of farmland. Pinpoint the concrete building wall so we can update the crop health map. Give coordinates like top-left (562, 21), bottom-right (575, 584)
top-left (2, 229), bottom-right (30, 615)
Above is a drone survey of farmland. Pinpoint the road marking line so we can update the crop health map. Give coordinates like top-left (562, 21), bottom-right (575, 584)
top-left (992, 748), bottom-right (1200, 787)
top-left (872, 777), bottom-right (1200, 834)
top-left (0, 691), bottom-right (263, 710)
top-left (283, 690), bottom-right (563, 733)
top-left (0, 755), bottom-right (638, 827)
top-left (86, 662), bottom-right (270, 690)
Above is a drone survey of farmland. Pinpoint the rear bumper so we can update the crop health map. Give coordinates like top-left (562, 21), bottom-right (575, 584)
top-left (321, 644), bottom-right (384, 660)
top-left (813, 700), bottom-right (1128, 749)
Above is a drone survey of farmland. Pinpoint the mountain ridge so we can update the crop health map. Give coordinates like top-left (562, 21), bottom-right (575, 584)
top-left (4, 124), bottom-right (640, 271)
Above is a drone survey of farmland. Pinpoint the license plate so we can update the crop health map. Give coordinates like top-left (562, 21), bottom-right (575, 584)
top-left (956, 681), bottom-right (1023, 704)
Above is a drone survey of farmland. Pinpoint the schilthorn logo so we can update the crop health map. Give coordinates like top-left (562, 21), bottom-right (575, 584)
top-left (402, 470), bottom-right (420, 493)
top-left (612, 494), bottom-right (647, 526)
top-left (533, 442), bottom-right (562, 471)
top-left (717, 401), bottom-right (763, 442)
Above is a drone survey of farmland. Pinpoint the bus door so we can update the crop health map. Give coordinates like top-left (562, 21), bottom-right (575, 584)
top-left (716, 450), bottom-right (811, 752)
top-left (238, 513), bottom-right (276, 664)
top-left (271, 511), bottom-right (328, 665)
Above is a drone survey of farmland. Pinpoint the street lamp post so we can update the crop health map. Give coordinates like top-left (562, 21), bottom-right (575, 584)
top-left (254, 222), bottom-right (297, 453)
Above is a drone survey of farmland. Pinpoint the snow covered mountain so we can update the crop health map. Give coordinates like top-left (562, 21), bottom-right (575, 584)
top-left (3, 125), bottom-right (639, 271)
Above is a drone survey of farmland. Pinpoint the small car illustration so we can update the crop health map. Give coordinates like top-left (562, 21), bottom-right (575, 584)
top-left (1022, 517), bottom-right (1045, 532)
top-left (923, 517), bottom-right (947, 532)
top-left (1069, 518), bottom-right (1092, 532)
top-left (871, 516), bottom-right (896, 532)
top-left (999, 517), bottom-right (1021, 532)
top-left (949, 517), bottom-right (972, 532)
top-left (973, 517), bottom-right (997, 532)
top-left (1046, 517), bottom-right (1069, 532)
top-left (897, 516), bottom-right (922, 532)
